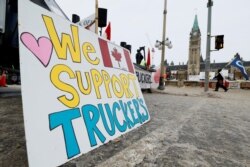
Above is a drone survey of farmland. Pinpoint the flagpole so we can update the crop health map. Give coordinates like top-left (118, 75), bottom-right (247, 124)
top-left (95, 0), bottom-right (99, 34)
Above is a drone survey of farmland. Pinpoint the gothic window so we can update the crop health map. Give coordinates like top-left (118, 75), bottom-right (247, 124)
top-left (192, 41), bottom-right (198, 45)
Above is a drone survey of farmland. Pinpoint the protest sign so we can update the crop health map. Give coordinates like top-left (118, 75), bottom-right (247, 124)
top-left (19, 1), bottom-right (150, 166)
top-left (134, 65), bottom-right (152, 89)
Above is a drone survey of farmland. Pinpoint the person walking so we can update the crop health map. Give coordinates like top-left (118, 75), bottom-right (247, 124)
top-left (214, 69), bottom-right (228, 92)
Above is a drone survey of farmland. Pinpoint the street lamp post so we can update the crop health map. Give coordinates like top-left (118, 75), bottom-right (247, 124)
top-left (158, 0), bottom-right (168, 90)
top-left (204, 0), bottom-right (213, 92)
top-left (155, 38), bottom-right (173, 89)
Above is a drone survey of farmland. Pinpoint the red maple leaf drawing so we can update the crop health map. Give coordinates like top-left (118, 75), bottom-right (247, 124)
top-left (111, 48), bottom-right (122, 68)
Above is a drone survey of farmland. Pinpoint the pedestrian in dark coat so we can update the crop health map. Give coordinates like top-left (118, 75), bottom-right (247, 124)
top-left (214, 69), bottom-right (228, 92)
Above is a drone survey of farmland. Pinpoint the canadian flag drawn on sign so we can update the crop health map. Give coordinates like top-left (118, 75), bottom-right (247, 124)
top-left (99, 38), bottom-right (135, 74)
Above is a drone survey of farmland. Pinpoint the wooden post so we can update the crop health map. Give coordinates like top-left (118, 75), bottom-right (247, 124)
top-left (95, 0), bottom-right (98, 34)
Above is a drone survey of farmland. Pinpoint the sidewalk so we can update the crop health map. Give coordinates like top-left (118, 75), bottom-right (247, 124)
top-left (0, 85), bottom-right (21, 97)
top-left (1, 84), bottom-right (250, 99)
top-left (150, 83), bottom-right (250, 99)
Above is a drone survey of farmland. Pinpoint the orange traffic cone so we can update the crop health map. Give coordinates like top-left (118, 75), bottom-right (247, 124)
top-left (0, 71), bottom-right (7, 87)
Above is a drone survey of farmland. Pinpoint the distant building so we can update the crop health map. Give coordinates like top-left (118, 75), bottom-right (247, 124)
top-left (167, 15), bottom-right (250, 80)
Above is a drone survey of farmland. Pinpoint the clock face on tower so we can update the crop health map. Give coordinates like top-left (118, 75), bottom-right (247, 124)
top-left (193, 32), bottom-right (197, 36)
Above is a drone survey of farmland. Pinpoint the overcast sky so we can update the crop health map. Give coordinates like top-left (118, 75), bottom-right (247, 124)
top-left (57, 0), bottom-right (250, 66)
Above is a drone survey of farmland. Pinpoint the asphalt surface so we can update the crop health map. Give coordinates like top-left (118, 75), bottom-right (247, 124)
top-left (0, 85), bottom-right (250, 167)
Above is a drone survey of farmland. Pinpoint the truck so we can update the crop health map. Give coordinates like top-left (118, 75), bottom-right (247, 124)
top-left (0, 0), bottom-right (70, 84)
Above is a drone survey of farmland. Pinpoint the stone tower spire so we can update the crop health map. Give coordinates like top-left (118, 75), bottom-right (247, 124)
top-left (192, 15), bottom-right (199, 32)
top-left (188, 15), bottom-right (201, 76)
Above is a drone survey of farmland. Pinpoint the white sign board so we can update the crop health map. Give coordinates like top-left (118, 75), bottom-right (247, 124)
top-left (135, 66), bottom-right (152, 89)
top-left (188, 75), bottom-right (200, 81)
top-left (19, 1), bottom-right (150, 167)
top-left (199, 72), bottom-right (215, 80)
top-left (220, 69), bottom-right (229, 78)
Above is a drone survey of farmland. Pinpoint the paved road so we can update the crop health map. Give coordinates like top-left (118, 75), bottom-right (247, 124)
top-left (0, 86), bottom-right (250, 167)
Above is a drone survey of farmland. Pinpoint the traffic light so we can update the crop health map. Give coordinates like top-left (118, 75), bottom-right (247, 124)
top-left (215, 35), bottom-right (224, 50)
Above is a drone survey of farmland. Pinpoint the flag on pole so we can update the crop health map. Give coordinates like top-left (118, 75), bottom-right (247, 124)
top-left (229, 53), bottom-right (249, 80)
top-left (103, 22), bottom-right (111, 40)
top-left (98, 38), bottom-right (134, 73)
top-left (146, 48), bottom-right (151, 69)
top-left (78, 14), bottom-right (96, 33)
top-left (95, 0), bottom-right (99, 34)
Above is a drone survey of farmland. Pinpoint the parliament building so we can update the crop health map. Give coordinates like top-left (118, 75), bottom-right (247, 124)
top-left (167, 15), bottom-right (250, 80)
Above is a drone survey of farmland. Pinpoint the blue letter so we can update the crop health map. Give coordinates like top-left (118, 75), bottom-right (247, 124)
top-left (49, 108), bottom-right (81, 159)
top-left (110, 102), bottom-right (127, 132)
top-left (139, 98), bottom-right (149, 121)
top-left (119, 100), bottom-right (134, 129)
top-left (98, 103), bottom-right (116, 136)
top-left (128, 101), bottom-right (139, 125)
top-left (132, 99), bottom-right (143, 123)
top-left (82, 104), bottom-right (106, 147)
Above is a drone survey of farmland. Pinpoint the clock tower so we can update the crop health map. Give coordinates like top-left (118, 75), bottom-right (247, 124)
top-left (188, 15), bottom-right (201, 75)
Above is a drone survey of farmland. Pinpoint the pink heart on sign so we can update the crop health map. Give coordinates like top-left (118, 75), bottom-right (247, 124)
top-left (20, 32), bottom-right (53, 67)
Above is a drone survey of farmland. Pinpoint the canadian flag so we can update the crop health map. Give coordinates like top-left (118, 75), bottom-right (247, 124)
top-left (103, 22), bottom-right (111, 40)
top-left (98, 38), bottom-right (134, 74)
